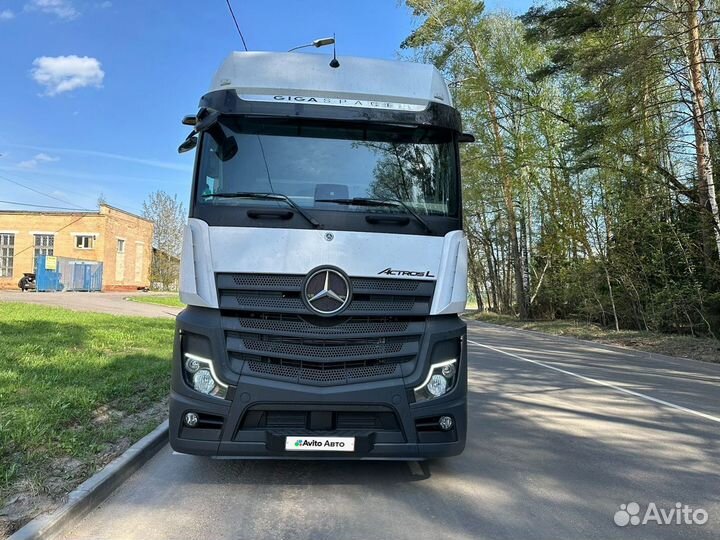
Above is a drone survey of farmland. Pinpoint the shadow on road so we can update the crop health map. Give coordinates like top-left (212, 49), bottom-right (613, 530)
top-left (181, 456), bottom-right (433, 485)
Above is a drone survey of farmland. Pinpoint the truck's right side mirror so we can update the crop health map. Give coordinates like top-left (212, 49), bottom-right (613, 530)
top-left (458, 133), bottom-right (475, 143)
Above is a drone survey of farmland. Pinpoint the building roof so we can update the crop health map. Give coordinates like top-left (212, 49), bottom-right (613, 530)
top-left (209, 51), bottom-right (453, 109)
top-left (101, 203), bottom-right (153, 223)
top-left (0, 203), bottom-right (152, 223)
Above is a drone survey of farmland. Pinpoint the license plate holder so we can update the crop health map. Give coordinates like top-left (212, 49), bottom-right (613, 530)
top-left (285, 436), bottom-right (355, 452)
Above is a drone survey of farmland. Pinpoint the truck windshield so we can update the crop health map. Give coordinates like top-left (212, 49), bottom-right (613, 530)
top-left (195, 117), bottom-right (458, 217)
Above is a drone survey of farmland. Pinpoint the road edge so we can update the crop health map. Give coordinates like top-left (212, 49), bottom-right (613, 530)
top-left (9, 420), bottom-right (169, 540)
top-left (464, 318), bottom-right (719, 369)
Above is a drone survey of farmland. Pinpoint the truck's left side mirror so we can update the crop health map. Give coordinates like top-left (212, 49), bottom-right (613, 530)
top-left (178, 136), bottom-right (198, 153)
top-left (458, 133), bottom-right (475, 143)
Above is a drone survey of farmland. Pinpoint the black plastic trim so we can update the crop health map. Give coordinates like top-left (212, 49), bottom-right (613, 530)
top-left (199, 90), bottom-right (462, 131)
top-left (169, 307), bottom-right (467, 458)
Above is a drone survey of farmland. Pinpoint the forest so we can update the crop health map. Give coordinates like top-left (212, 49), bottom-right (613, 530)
top-left (404, 0), bottom-right (720, 337)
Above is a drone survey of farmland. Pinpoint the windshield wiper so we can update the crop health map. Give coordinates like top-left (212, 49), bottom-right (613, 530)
top-left (315, 197), bottom-right (433, 234)
top-left (202, 192), bottom-right (321, 228)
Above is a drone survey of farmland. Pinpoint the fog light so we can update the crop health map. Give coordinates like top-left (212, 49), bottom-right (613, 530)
top-left (193, 369), bottom-right (215, 395)
top-left (427, 374), bottom-right (448, 397)
top-left (184, 412), bottom-right (199, 427)
top-left (438, 416), bottom-right (454, 431)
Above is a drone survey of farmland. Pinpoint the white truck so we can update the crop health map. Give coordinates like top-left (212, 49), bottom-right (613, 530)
top-left (170, 51), bottom-right (471, 458)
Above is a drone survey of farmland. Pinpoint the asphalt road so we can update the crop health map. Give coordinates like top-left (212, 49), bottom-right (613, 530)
top-left (0, 291), bottom-right (181, 318)
top-left (62, 321), bottom-right (720, 540)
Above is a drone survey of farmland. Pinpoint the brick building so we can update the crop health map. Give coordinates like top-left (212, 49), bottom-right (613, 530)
top-left (0, 204), bottom-right (153, 291)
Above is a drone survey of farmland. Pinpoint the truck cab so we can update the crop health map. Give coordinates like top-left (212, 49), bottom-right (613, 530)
top-left (170, 51), bottom-right (469, 458)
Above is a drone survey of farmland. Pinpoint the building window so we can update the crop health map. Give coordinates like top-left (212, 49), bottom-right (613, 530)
top-left (75, 235), bottom-right (96, 249)
top-left (0, 233), bottom-right (14, 278)
top-left (117, 239), bottom-right (125, 253)
top-left (34, 234), bottom-right (54, 269)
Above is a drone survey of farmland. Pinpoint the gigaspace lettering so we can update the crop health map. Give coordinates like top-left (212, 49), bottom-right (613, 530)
top-left (237, 93), bottom-right (424, 111)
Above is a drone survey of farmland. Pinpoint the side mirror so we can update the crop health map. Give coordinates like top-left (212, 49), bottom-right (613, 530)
top-left (458, 133), bottom-right (475, 143)
top-left (217, 136), bottom-right (238, 162)
top-left (178, 136), bottom-right (197, 154)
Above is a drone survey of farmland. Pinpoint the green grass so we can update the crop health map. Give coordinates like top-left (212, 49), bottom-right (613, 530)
top-left (0, 303), bottom-right (174, 508)
top-left (465, 311), bottom-right (720, 363)
top-left (128, 294), bottom-right (185, 308)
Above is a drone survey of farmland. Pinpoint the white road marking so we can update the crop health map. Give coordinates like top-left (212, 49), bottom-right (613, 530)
top-left (468, 340), bottom-right (720, 424)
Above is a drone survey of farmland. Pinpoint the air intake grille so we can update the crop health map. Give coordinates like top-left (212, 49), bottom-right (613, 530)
top-left (217, 272), bottom-right (434, 385)
top-left (244, 357), bottom-right (402, 386)
top-left (238, 338), bottom-right (405, 359)
top-left (217, 272), bottom-right (435, 317)
top-left (230, 316), bottom-right (411, 336)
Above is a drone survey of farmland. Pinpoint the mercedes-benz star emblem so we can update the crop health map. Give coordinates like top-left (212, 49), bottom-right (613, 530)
top-left (303, 267), bottom-right (351, 316)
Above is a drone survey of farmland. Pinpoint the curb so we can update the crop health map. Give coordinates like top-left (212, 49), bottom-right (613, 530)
top-left (10, 420), bottom-right (169, 540)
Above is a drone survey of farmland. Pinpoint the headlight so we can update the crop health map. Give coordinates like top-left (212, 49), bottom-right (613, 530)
top-left (414, 358), bottom-right (458, 402)
top-left (192, 369), bottom-right (216, 394)
top-left (183, 353), bottom-right (228, 399)
top-left (427, 374), bottom-right (448, 397)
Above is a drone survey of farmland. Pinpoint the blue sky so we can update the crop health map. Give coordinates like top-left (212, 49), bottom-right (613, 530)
top-left (0, 0), bottom-right (532, 215)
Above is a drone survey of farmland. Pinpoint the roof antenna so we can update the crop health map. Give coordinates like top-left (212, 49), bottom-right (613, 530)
top-left (329, 33), bottom-right (340, 68)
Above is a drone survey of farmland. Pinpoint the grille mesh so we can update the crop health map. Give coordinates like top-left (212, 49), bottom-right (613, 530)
top-left (241, 339), bottom-right (404, 358)
top-left (346, 364), bottom-right (398, 378)
top-left (247, 360), bottom-right (299, 379)
top-left (246, 359), bottom-right (399, 384)
top-left (232, 274), bottom-right (303, 288)
top-left (353, 278), bottom-right (420, 291)
top-left (235, 317), bottom-right (411, 335)
top-left (234, 295), bottom-right (304, 309)
top-left (346, 300), bottom-right (416, 312)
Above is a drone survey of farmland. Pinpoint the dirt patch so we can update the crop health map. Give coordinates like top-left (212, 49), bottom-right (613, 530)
top-left (0, 399), bottom-right (167, 538)
top-left (91, 405), bottom-right (125, 427)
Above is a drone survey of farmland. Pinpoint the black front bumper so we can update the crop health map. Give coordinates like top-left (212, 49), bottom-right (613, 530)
top-left (169, 307), bottom-right (467, 459)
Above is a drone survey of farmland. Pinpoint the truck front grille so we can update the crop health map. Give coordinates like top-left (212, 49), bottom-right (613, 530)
top-left (217, 273), bottom-right (433, 386)
top-left (242, 357), bottom-right (403, 384)
top-left (236, 405), bottom-right (403, 437)
top-left (217, 273), bottom-right (435, 316)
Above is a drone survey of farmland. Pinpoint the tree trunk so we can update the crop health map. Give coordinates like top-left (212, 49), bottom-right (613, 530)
top-left (604, 263), bottom-right (620, 332)
top-left (485, 90), bottom-right (529, 318)
top-left (687, 0), bottom-right (720, 260)
top-left (461, 24), bottom-right (529, 318)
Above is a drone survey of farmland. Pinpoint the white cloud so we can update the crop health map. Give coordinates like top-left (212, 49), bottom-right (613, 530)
top-left (31, 55), bottom-right (104, 96)
top-left (0, 9), bottom-right (15, 20)
top-left (98, 1), bottom-right (112, 8)
top-left (26, 0), bottom-right (79, 20)
top-left (18, 153), bottom-right (60, 169)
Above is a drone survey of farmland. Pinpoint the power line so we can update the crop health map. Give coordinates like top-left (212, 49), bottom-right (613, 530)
top-left (0, 172), bottom-right (86, 210)
top-left (0, 200), bottom-right (95, 211)
top-left (225, 0), bottom-right (249, 51)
